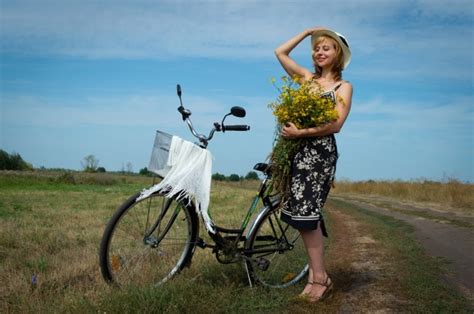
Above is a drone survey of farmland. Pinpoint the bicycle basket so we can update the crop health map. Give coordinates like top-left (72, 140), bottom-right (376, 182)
top-left (148, 130), bottom-right (173, 178)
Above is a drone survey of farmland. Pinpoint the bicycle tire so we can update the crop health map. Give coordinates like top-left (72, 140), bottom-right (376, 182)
top-left (245, 207), bottom-right (308, 288)
top-left (99, 190), bottom-right (199, 287)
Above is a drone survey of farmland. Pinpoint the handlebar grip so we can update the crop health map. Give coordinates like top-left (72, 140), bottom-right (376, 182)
top-left (223, 125), bottom-right (250, 131)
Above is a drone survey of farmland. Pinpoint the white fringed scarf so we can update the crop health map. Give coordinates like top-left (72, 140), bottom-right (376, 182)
top-left (137, 136), bottom-right (215, 233)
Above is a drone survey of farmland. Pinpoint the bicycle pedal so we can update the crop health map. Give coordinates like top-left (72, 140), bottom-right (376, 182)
top-left (256, 257), bottom-right (270, 271)
top-left (196, 237), bottom-right (207, 249)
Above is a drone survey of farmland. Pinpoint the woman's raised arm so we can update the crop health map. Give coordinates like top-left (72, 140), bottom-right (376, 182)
top-left (274, 28), bottom-right (324, 82)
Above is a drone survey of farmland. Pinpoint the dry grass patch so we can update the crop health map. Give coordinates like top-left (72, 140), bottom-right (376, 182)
top-left (333, 179), bottom-right (473, 212)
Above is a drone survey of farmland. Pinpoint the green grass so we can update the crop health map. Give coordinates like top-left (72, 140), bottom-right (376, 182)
top-left (0, 171), bottom-right (471, 313)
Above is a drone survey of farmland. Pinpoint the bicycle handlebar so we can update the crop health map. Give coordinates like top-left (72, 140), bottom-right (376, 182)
top-left (176, 84), bottom-right (250, 148)
top-left (223, 125), bottom-right (250, 132)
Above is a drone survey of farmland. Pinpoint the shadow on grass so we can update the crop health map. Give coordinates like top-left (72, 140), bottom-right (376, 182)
top-left (331, 267), bottom-right (374, 293)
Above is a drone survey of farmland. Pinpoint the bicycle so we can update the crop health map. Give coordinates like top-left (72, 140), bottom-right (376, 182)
top-left (99, 85), bottom-right (308, 289)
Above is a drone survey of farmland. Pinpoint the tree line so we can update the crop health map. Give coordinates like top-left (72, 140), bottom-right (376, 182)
top-left (212, 171), bottom-right (259, 181)
top-left (138, 167), bottom-right (259, 181)
top-left (0, 150), bottom-right (260, 181)
top-left (0, 150), bottom-right (33, 170)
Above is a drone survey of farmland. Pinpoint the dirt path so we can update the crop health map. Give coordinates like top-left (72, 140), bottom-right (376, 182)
top-left (292, 202), bottom-right (409, 313)
top-left (328, 207), bottom-right (406, 312)
top-left (332, 194), bottom-right (474, 303)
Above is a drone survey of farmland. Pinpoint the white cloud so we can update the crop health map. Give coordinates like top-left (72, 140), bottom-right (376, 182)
top-left (350, 96), bottom-right (473, 131)
top-left (338, 95), bottom-right (473, 175)
top-left (6, 88), bottom-right (471, 144)
top-left (2, 92), bottom-right (224, 129)
top-left (2, 0), bottom-right (470, 59)
top-left (2, 0), bottom-right (472, 84)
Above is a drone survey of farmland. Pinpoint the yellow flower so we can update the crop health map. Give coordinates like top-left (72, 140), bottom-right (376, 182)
top-left (267, 76), bottom-right (340, 197)
top-left (268, 76), bottom-right (339, 128)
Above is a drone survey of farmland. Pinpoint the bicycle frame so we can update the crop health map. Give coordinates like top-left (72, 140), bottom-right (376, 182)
top-left (148, 84), bottom-right (287, 264)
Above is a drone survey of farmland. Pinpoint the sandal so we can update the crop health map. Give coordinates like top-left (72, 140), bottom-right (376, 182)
top-left (296, 277), bottom-right (333, 303)
top-left (312, 276), bottom-right (334, 301)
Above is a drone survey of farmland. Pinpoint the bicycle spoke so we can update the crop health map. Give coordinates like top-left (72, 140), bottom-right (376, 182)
top-left (115, 249), bottom-right (154, 283)
top-left (246, 208), bottom-right (308, 288)
top-left (100, 192), bottom-right (197, 287)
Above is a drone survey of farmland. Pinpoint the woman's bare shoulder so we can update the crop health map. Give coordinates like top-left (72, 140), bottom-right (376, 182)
top-left (340, 81), bottom-right (353, 88)
top-left (336, 81), bottom-right (353, 93)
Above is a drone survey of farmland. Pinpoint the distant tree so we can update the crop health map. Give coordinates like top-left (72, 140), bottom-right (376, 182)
top-left (228, 174), bottom-right (240, 182)
top-left (81, 154), bottom-right (99, 172)
top-left (244, 171), bottom-right (259, 180)
top-left (97, 167), bottom-right (106, 173)
top-left (126, 162), bottom-right (133, 173)
top-left (139, 167), bottom-right (153, 176)
top-left (0, 150), bottom-right (9, 169)
top-left (212, 173), bottom-right (226, 181)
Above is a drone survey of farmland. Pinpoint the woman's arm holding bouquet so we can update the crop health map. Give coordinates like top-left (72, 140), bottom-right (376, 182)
top-left (281, 82), bottom-right (353, 138)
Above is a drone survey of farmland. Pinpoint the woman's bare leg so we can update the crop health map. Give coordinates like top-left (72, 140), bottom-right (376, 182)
top-left (301, 267), bottom-right (314, 295)
top-left (300, 222), bottom-right (330, 297)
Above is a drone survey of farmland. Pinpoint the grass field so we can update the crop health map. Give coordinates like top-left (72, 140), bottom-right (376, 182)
top-left (0, 170), bottom-right (471, 313)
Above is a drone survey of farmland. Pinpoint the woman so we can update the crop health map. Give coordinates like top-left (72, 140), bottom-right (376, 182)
top-left (274, 27), bottom-right (353, 302)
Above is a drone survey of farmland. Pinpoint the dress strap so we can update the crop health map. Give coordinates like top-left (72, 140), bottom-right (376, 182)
top-left (312, 78), bottom-right (346, 92)
top-left (333, 81), bottom-right (344, 91)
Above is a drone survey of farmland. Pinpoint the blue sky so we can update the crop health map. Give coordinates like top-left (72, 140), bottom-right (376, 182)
top-left (1, 0), bottom-right (473, 182)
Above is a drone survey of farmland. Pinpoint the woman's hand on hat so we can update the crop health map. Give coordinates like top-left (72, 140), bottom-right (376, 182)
top-left (306, 26), bottom-right (328, 36)
top-left (281, 122), bottom-right (302, 138)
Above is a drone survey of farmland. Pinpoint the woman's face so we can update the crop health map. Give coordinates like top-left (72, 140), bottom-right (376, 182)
top-left (312, 38), bottom-right (338, 69)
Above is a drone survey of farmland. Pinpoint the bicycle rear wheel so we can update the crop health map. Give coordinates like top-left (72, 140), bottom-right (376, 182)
top-left (245, 208), bottom-right (308, 288)
top-left (99, 191), bottom-right (199, 287)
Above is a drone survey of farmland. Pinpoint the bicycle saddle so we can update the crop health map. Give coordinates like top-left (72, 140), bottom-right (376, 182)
top-left (253, 163), bottom-right (271, 175)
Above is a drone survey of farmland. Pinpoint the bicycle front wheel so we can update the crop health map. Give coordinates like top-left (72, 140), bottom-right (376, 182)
top-left (245, 208), bottom-right (308, 288)
top-left (99, 191), bottom-right (199, 287)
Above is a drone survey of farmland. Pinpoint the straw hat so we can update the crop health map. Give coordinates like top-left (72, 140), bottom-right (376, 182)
top-left (311, 29), bottom-right (351, 69)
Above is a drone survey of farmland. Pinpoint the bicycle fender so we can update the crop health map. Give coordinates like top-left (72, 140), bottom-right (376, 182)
top-left (245, 205), bottom-right (272, 243)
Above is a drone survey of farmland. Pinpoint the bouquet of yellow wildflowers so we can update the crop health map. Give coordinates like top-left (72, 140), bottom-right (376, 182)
top-left (268, 76), bottom-right (339, 198)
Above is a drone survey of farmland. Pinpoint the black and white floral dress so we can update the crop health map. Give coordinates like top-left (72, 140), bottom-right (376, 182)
top-left (280, 83), bottom-right (342, 237)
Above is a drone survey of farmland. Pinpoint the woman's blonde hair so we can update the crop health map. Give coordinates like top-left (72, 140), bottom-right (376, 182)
top-left (312, 35), bottom-right (344, 81)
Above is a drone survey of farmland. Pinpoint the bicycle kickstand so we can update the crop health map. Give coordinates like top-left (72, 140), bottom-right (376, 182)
top-left (243, 259), bottom-right (253, 288)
